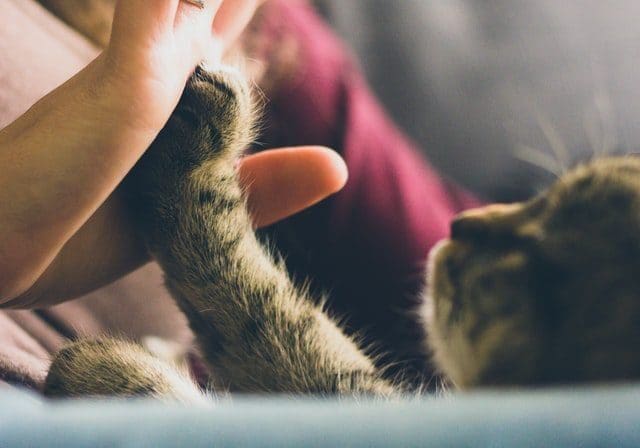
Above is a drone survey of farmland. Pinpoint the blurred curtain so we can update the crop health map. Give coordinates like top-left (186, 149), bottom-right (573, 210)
top-left (315, 0), bottom-right (640, 200)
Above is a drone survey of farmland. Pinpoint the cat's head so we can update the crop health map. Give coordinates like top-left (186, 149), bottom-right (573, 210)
top-left (424, 156), bottom-right (640, 388)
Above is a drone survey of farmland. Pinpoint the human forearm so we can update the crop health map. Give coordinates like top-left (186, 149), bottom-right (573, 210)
top-left (0, 54), bottom-right (166, 303)
top-left (4, 189), bottom-right (148, 309)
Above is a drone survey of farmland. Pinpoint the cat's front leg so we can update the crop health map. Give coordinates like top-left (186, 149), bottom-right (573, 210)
top-left (131, 67), bottom-right (397, 396)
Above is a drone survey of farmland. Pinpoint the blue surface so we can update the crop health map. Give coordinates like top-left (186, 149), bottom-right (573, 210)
top-left (1, 385), bottom-right (639, 447)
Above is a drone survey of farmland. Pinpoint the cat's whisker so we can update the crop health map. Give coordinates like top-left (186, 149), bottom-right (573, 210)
top-left (535, 110), bottom-right (570, 174)
top-left (584, 106), bottom-right (603, 159)
top-left (587, 60), bottom-right (618, 158)
top-left (583, 91), bottom-right (618, 159)
top-left (514, 144), bottom-right (563, 178)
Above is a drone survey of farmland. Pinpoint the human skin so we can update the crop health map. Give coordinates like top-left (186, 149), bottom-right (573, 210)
top-left (0, 0), bottom-right (347, 307)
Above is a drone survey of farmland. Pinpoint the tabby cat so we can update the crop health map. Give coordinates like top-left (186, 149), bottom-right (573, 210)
top-left (43, 65), bottom-right (640, 400)
top-left (427, 159), bottom-right (640, 387)
top-left (37, 0), bottom-right (640, 398)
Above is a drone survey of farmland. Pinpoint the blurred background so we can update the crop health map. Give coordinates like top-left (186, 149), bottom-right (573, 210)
top-left (315, 0), bottom-right (640, 201)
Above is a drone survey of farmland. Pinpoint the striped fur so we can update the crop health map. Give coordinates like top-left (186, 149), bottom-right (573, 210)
top-left (45, 67), bottom-right (395, 400)
top-left (425, 158), bottom-right (640, 388)
top-left (41, 59), bottom-right (640, 397)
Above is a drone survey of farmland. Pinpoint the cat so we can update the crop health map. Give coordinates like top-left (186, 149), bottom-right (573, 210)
top-left (43, 65), bottom-right (640, 401)
top-left (426, 157), bottom-right (640, 387)
top-left (45, 67), bottom-right (396, 400)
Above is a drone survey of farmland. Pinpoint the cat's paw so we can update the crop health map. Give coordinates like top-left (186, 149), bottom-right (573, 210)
top-left (175, 66), bottom-right (256, 163)
top-left (126, 65), bottom-right (255, 207)
top-left (44, 339), bottom-right (205, 403)
top-left (125, 65), bottom-right (256, 246)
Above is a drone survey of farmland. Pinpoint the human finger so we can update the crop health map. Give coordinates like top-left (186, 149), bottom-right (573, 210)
top-left (212, 0), bottom-right (262, 48)
top-left (238, 146), bottom-right (348, 228)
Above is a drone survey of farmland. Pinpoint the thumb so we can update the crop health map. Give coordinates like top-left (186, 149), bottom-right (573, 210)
top-left (238, 147), bottom-right (348, 228)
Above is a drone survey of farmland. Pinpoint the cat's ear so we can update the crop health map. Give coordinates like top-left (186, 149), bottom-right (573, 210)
top-left (451, 203), bottom-right (544, 241)
top-left (451, 203), bottom-right (522, 240)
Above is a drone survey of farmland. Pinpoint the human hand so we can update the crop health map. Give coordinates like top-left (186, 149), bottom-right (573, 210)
top-left (240, 146), bottom-right (348, 228)
top-left (0, 0), bottom-right (350, 307)
top-left (104, 0), bottom-right (346, 226)
top-left (101, 0), bottom-right (264, 132)
top-left (3, 145), bottom-right (347, 308)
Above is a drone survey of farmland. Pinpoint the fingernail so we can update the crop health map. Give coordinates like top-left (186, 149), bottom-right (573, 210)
top-left (182, 0), bottom-right (206, 9)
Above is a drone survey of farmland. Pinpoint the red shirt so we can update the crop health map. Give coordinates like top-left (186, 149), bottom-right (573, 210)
top-left (257, 0), bottom-right (479, 384)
